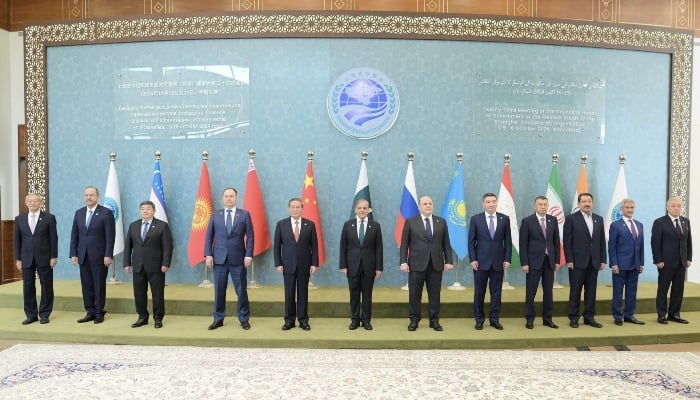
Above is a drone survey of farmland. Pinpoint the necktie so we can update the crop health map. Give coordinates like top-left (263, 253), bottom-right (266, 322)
top-left (629, 220), bottom-right (638, 240)
top-left (488, 215), bottom-right (495, 239)
top-left (540, 217), bottom-right (548, 255)
top-left (359, 219), bottom-right (365, 245)
top-left (584, 213), bottom-right (593, 235)
top-left (29, 214), bottom-right (37, 234)
top-left (86, 209), bottom-right (93, 228)
top-left (675, 218), bottom-right (682, 238)
top-left (294, 220), bottom-right (300, 242)
top-left (425, 217), bottom-right (433, 241)
top-left (226, 210), bottom-right (233, 235)
top-left (141, 221), bottom-right (149, 241)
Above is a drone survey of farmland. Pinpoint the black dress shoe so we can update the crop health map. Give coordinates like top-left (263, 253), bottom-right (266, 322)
top-left (569, 320), bottom-right (579, 328)
top-left (624, 317), bottom-right (645, 325)
top-left (300, 322), bottom-right (311, 331)
top-left (525, 321), bottom-right (534, 329)
top-left (281, 323), bottom-right (295, 330)
top-left (543, 320), bottom-right (559, 329)
top-left (240, 321), bottom-right (251, 330)
top-left (349, 321), bottom-right (360, 330)
top-left (429, 321), bottom-right (443, 331)
top-left (77, 315), bottom-right (96, 323)
top-left (668, 316), bottom-right (689, 324)
top-left (362, 321), bottom-right (373, 331)
top-left (208, 320), bottom-right (223, 330)
top-left (154, 320), bottom-right (163, 329)
top-left (614, 319), bottom-right (623, 326)
top-left (658, 317), bottom-right (668, 324)
top-left (475, 321), bottom-right (484, 330)
top-left (39, 318), bottom-right (49, 324)
top-left (583, 319), bottom-right (603, 328)
top-left (490, 321), bottom-right (504, 330)
top-left (22, 317), bottom-right (38, 325)
top-left (407, 320), bottom-right (418, 331)
top-left (94, 316), bottom-right (105, 324)
top-left (131, 318), bottom-right (148, 328)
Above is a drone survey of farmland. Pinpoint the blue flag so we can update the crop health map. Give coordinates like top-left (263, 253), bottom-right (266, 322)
top-left (441, 162), bottom-right (468, 259)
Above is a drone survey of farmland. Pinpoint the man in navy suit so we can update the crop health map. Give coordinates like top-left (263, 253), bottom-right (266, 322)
top-left (468, 192), bottom-right (512, 330)
top-left (608, 199), bottom-right (645, 326)
top-left (400, 196), bottom-right (453, 332)
top-left (124, 200), bottom-right (173, 329)
top-left (14, 193), bottom-right (58, 325)
top-left (519, 196), bottom-right (560, 329)
top-left (339, 199), bottom-right (383, 330)
top-left (205, 188), bottom-right (254, 331)
top-left (651, 197), bottom-right (692, 324)
top-left (70, 186), bottom-right (115, 324)
top-left (274, 197), bottom-right (318, 331)
top-left (563, 192), bottom-right (606, 328)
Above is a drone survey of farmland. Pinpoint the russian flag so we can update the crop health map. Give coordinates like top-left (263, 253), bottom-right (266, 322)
top-left (149, 159), bottom-right (169, 222)
top-left (394, 159), bottom-right (419, 247)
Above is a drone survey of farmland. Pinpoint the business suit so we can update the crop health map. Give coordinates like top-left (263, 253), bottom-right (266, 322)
top-left (14, 211), bottom-right (58, 321)
top-left (563, 210), bottom-right (606, 323)
top-left (400, 214), bottom-right (453, 324)
top-left (339, 217), bottom-right (383, 325)
top-left (70, 204), bottom-right (115, 319)
top-left (519, 213), bottom-right (560, 324)
top-left (468, 212), bottom-right (512, 324)
top-left (124, 217), bottom-right (173, 323)
top-left (608, 218), bottom-right (644, 321)
top-left (204, 208), bottom-right (254, 323)
top-left (274, 217), bottom-right (318, 325)
top-left (651, 215), bottom-right (692, 320)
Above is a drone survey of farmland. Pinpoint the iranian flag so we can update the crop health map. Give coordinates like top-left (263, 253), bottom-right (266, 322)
top-left (546, 162), bottom-right (566, 265)
top-left (496, 163), bottom-right (520, 268)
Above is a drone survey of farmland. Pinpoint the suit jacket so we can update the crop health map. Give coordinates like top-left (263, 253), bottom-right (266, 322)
top-left (651, 215), bottom-right (692, 268)
top-left (124, 218), bottom-right (173, 273)
top-left (519, 213), bottom-right (560, 270)
top-left (14, 211), bottom-right (58, 268)
top-left (468, 212), bottom-right (512, 270)
top-left (339, 218), bottom-right (383, 276)
top-left (608, 218), bottom-right (644, 270)
top-left (274, 217), bottom-right (318, 274)
top-left (563, 211), bottom-right (606, 268)
top-left (204, 208), bottom-right (254, 265)
top-left (70, 204), bottom-right (116, 266)
top-left (399, 215), bottom-right (453, 272)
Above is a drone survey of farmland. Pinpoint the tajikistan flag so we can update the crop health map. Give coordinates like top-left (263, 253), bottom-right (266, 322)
top-left (496, 162), bottom-right (520, 268)
top-left (350, 157), bottom-right (373, 221)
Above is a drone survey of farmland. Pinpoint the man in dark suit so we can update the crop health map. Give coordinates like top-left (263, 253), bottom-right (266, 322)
top-left (400, 196), bottom-right (453, 332)
top-left (274, 197), bottom-right (318, 331)
top-left (14, 193), bottom-right (58, 325)
top-left (205, 188), bottom-right (254, 331)
top-left (468, 192), bottom-right (512, 331)
top-left (608, 198), bottom-right (645, 326)
top-left (519, 195), bottom-right (560, 330)
top-left (70, 186), bottom-right (115, 324)
top-left (339, 199), bottom-right (383, 331)
top-left (651, 197), bottom-right (692, 324)
top-left (563, 192), bottom-right (606, 328)
top-left (124, 200), bottom-right (173, 329)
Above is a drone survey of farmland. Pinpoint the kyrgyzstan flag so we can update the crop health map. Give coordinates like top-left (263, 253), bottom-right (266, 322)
top-left (187, 161), bottom-right (213, 267)
top-left (243, 158), bottom-right (271, 256)
top-left (301, 159), bottom-right (326, 266)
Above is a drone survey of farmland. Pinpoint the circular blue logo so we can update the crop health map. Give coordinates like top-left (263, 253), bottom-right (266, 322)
top-left (104, 197), bottom-right (120, 222)
top-left (327, 68), bottom-right (400, 139)
top-left (610, 202), bottom-right (623, 223)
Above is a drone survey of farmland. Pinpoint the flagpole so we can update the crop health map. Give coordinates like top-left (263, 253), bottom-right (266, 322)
top-left (501, 153), bottom-right (515, 291)
top-left (106, 152), bottom-right (122, 285)
top-left (551, 153), bottom-right (564, 289)
top-left (401, 151), bottom-right (415, 291)
top-left (307, 150), bottom-right (319, 290)
top-left (247, 148), bottom-right (262, 289)
top-left (197, 151), bottom-right (214, 289)
top-left (448, 152), bottom-right (465, 291)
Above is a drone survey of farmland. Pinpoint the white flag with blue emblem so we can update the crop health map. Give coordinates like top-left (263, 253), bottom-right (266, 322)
top-left (104, 161), bottom-right (124, 255)
top-left (604, 163), bottom-right (628, 241)
top-left (150, 160), bottom-right (169, 222)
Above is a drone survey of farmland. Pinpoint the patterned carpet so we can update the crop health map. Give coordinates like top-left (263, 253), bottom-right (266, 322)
top-left (1, 344), bottom-right (699, 399)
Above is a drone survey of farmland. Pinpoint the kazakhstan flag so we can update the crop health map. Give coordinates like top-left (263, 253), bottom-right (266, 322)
top-left (441, 162), bottom-right (468, 259)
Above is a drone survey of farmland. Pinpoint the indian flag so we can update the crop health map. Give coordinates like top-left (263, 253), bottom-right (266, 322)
top-left (571, 161), bottom-right (588, 214)
top-left (496, 162), bottom-right (520, 268)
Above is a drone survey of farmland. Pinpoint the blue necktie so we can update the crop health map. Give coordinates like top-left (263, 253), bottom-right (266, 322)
top-left (226, 210), bottom-right (233, 235)
top-left (141, 222), bottom-right (149, 241)
top-left (489, 215), bottom-right (495, 239)
top-left (425, 217), bottom-right (433, 241)
top-left (86, 209), bottom-right (93, 228)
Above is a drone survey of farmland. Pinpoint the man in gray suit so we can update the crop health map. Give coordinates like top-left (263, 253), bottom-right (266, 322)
top-left (400, 196), bottom-right (453, 332)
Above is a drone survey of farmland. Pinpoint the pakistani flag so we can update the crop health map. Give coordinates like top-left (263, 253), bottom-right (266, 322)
top-left (497, 163), bottom-right (520, 268)
top-left (350, 158), bottom-right (373, 221)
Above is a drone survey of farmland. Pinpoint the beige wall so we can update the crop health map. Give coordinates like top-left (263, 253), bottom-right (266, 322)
top-left (0, 29), bottom-right (23, 219)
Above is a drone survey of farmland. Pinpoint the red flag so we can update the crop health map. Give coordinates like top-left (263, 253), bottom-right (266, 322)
top-left (243, 158), bottom-right (271, 256)
top-left (301, 159), bottom-right (326, 266)
top-left (187, 161), bottom-right (213, 267)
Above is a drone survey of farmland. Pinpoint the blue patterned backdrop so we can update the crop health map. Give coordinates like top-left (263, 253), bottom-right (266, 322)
top-left (46, 38), bottom-right (669, 286)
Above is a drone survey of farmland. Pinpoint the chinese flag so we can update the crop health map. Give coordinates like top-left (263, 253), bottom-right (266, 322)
top-left (187, 161), bottom-right (213, 267)
top-left (243, 158), bottom-right (271, 256)
top-left (301, 159), bottom-right (326, 266)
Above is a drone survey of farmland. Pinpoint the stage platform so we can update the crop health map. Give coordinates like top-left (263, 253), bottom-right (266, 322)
top-left (0, 280), bottom-right (699, 349)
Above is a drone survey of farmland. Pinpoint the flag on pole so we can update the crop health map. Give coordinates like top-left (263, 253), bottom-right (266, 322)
top-left (571, 162), bottom-right (588, 214)
top-left (496, 162), bottom-right (520, 267)
top-left (604, 162), bottom-right (628, 240)
top-left (350, 157), bottom-right (373, 221)
top-left (394, 158), bottom-right (419, 247)
top-left (243, 158), bottom-right (271, 256)
top-left (441, 162), bottom-right (468, 259)
top-left (150, 159), bottom-right (169, 222)
top-left (545, 162), bottom-right (566, 265)
top-left (103, 159), bottom-right (124, 256)
top-left (301, 159), bottom-right (326, 266)
top-left (187, 161), bottom-right (213, 267)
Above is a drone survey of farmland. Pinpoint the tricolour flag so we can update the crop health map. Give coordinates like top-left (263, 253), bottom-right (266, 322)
top-left (394, 159), bottom-right (419, 247)
top-left (604, 162), bottom-right (628, 241)
top-left (103, 160), bottom-right (124, 256)
top-left (243, 158), bottom-right (271, 256)
top-left (150, 159), bottom-right (168, 222)
top-left (301, 159), bottom-right (326, 266)
top-left (187, 161), bottom-right (213, 267)
top-left (496, 163), bottom-right (520, 267)
top-left (571, 162), bottom-right (588, 214)
top-left (441, 162), bottom-right (468, 260)
top-left (545, 162), bottom-right (566, 265)
top-left (350, 158), bottom-right (373, 221)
